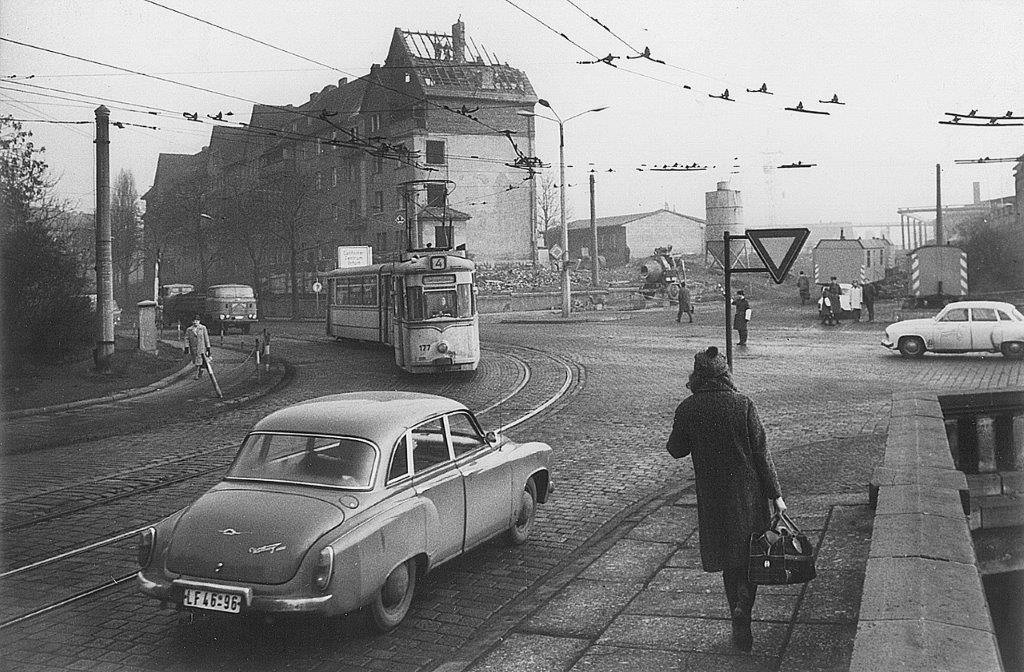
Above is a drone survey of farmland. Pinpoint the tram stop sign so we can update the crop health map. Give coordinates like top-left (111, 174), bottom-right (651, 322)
top-left (745, 228), bottom-right (810, 284)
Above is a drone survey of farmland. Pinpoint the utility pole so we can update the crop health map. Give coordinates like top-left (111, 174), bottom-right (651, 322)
top-left (94, 105), bottom-right (115, 372)
top-left (935, 163), bottom-right (943, 245)
top-left (590, 172), bottom-right (598, 286)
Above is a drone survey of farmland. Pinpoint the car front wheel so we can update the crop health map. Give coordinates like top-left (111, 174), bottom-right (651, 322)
top-left (367, 558), bottom-right (416, 632)
top-left (1001, 341), bottom-right (1024, 359)
top-left (898, 336), bottom-right (926, 358)
top-left (507, 477), bottom-right (538, 545)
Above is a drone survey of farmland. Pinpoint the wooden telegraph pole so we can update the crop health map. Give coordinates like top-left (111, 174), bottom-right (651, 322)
top-left (94, 105), bottom-right (116, 372)
top-left (590, 172), bottom-right (599, 286)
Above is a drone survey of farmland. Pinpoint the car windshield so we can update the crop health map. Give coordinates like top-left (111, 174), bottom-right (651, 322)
top-left (226, 432), bottom-right (377, 488)
top-left (210, 286), bottom-right (255, 299)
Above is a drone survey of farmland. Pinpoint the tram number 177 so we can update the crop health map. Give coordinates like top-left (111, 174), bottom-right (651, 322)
top-left (419, 344), bottom-right (432, 352)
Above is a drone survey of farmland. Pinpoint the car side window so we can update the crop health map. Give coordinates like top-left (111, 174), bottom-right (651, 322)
top-left (997, 310), bottom-right (1014, 321)
top-left (388, 435), bottom-right (411, 481)
top-left (411, 419), bottom-right (451, 472)
top-left (972, 308), bottom-right (998, 322)
top-left (939, 308), bottom-right (968, 322)
top-left (447, 412), bottom-right (486, 457)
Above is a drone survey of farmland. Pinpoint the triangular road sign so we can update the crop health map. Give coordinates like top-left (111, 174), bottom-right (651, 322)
top-left (745, 228), bottom-right (810, 283)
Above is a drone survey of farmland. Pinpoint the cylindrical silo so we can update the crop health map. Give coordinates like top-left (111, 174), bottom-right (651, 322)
top-left (704, 181), bottom-right (744, 243)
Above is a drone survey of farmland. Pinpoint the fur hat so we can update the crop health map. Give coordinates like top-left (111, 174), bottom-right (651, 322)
top-left (692, 346), bottom-right (729, 378)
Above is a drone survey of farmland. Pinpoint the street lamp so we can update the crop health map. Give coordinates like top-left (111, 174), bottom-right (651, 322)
top-left (519, 100), bottom-right (608, 317)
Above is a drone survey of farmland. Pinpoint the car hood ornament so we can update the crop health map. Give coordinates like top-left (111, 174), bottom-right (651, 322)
top-left (219, 528), bottom-right (242, 536)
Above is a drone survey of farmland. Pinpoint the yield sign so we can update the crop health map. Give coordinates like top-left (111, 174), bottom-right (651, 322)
top-left (745, 228), bottom-right (810, 284)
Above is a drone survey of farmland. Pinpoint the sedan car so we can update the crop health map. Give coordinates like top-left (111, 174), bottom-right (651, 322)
top-left (882, 300), bottom-right (1024, 359)
top-left (137, 391), bottom-right (553, 631)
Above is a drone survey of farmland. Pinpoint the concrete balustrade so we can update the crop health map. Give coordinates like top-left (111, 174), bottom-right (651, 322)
top-left (852, 391), bottom-right (1003, 672)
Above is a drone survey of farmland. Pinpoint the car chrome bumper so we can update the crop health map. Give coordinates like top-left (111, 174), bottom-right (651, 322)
top-left (137, 572), bottom-right (333, 613)
top-left (881, 340), bottom-right (895, 349)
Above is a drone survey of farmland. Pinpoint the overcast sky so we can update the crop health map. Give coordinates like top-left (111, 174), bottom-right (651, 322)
top-left (3, 0), bottom-right (1022, 233)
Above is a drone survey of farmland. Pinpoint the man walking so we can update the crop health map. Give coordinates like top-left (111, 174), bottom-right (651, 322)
top-left (676, 282), bottom-right (694, 323)
top-left (184, 315), bottom-right (211, 379)
top-left (862, 281), bottom-right (877, 322)
top-left (796, 271), bottom-right (810, 305)
top-left (732, 290), bottom-right (750, 345)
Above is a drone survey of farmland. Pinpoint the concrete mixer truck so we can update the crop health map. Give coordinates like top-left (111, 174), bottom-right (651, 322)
top-left (639, 246), bottom-right (685, 303)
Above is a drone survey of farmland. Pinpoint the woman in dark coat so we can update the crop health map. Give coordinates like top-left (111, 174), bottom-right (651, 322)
top-left (665, 346), bottom-right (786, 651)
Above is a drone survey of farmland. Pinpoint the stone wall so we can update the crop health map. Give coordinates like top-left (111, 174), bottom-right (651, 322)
top-left (852, 391), bottom-right (1003, 671)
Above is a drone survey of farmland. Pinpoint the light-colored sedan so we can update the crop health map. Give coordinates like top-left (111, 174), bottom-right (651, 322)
top-left (136, 392), bottom-right (553, 631)
top-left (882, 300), bottom-right (1024, 358)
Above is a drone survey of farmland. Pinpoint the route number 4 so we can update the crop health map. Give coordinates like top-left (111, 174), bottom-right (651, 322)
top-left (430, 256), bottom-right (446, 270)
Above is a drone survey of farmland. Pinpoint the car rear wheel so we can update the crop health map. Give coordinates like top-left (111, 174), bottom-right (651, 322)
top-left (507, 477), bottom-right (537, 545)
top-left (367, 558), bottom-right (416, 632)
top-left (1001, 342), bottom-right (1024, 359)
top-left (898, 336), bottom-right (926, 358)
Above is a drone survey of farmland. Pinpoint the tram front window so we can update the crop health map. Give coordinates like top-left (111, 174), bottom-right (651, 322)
top-left (425, 291), bottom-right (457, 318)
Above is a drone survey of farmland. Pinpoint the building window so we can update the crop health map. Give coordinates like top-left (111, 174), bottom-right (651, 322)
top-left (426, 140), bottom-right (446, 165)
top-left (332, 167), bottom-right (338, 187)
top-left (349, 163), bottom-right (358, 182)
top-left (373, 191), bottom-right (384, 212)
top-left (315, 172), bottom-right (322, 191)
top-left (332, 203), bottom-right (339, 226)
top-left (426, 183), bottom-right (446, 208)
top-left (374, 154), bottom-right (384, 174)
top-left (370, 114), bottom-right (381, 133)
top-left (316, 138), bottom-right (322, 155)
top-left (349, 198), bottom-right (358, 220)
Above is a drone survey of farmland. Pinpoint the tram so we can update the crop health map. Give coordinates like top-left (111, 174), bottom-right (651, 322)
top-left (324, 250), bottom-right (479, 373)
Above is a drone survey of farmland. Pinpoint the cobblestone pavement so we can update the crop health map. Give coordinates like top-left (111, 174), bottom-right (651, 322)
top-left (1, 307), bottom-right (1020, 672)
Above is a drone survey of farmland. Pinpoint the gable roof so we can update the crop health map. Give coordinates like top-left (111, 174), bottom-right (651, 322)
top-left (561, 208), bottom-right (705, 232)
top-left (142, 152), bottom-right (206, 201)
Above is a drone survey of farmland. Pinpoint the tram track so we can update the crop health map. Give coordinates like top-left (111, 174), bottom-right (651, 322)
top-left (0, 341), bottom-right (583, 632)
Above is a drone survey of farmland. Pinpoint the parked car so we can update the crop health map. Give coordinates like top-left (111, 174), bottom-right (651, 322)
top-left (136, 392), bottom-right (553, 631)
top-left (882, 300), bottom-right (1024, 359)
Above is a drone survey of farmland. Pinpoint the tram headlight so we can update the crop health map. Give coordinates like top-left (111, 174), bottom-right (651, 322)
top-left (436, 341), bottom-right (450, 354)
top-left (137, 527), bottom-right (156, 568)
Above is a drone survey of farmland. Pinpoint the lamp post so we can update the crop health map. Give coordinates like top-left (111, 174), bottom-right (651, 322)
top-left (198, 212), bottom-right (213, 289)
top-left (519, 101), bottom-right (608, 317)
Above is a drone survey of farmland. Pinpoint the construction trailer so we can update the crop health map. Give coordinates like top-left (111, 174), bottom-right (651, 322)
top-left (812, 237), bottom-right (887, 285)
top-left (907, 244), bottom-right (968, 307)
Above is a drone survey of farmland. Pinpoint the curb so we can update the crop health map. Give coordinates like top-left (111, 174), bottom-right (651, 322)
top-left (2, 363), bottom-right (194, 419)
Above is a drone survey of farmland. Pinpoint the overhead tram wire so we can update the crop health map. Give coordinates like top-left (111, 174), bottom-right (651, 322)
top-left (3, 80), bottom-right (528, 170)
top-left (0, 37), bottom-right (429, 172)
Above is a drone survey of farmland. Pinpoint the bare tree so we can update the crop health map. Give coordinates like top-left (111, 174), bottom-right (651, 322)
top-left (537, 174), bottom-right (573, 244)
top-left (111, 169), bottom-right (141, 303)
top-left (261, 172), bottom-right (320, 319)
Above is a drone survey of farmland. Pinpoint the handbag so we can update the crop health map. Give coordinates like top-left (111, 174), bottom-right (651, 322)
top-left (748, 511), bottom-right (816, 585)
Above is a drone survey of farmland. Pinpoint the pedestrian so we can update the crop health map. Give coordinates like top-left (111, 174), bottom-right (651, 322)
top-left (826, 277), bottom-right (843, 323)
top-left (732, 290), bottom-right (750, 345)
top-left (184, 315), bottom-right (211, 380)
top-left (862, 281), bottom-right (877, 322)
top-left (796, 271), bottom-right (810, 305)
top-left (818, 287), bottom-right (836, 325)
top-left (676, 282), bottom-right (694, 323)
top-left (665, 346), bottom-right (787, 652)
top-left (849, 281), bottom-right (864, 322)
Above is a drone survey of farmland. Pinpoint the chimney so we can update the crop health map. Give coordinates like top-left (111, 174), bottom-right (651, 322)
top-left (310, 93), bottom-right (317, 102)
top-left (338, 78), bottom-right (348, 87)
top-left (973, 181), bottom-right (981, 204)
top-left (452, 19), bottom-right (465, 63)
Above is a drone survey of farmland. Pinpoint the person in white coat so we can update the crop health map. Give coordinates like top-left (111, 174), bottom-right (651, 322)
top-left (184, 315), bottom-right (211, 379)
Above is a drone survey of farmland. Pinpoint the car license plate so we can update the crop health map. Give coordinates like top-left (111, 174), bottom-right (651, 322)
top-left (182, 588), bottom-right (243, 614)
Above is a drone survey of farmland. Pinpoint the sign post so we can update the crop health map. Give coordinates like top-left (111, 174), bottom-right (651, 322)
top-left (723, 227), bottom-right (810, 369)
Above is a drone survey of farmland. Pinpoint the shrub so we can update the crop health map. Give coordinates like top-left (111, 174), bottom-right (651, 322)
top-left (1, 226), bottom-right (92, 369)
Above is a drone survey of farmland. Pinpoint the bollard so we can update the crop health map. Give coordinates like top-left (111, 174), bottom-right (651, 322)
top-left (261, 329), bottom-right (271, 372)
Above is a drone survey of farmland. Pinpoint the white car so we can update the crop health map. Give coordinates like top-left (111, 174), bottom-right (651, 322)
top-left (882, 300), bottom-right (1024, 359)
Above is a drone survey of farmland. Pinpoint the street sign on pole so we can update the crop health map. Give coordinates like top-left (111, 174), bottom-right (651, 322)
top-left (745, 228), bottom-right (811, 284)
